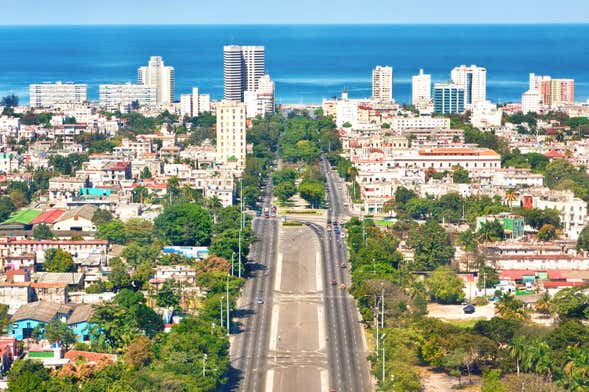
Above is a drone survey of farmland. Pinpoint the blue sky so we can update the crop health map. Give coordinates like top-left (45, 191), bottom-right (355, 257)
top-left (1, 0), bottom-right (587, 24)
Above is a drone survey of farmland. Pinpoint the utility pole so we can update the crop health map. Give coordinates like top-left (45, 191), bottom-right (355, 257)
top-left (220, 297), bottom-right (224, 328)
top-left (231, 252), bottom-right (235, 276)
top-left (381, 284), bottom-right (385, 329)
top-left (376, 300), bottom-right (380, 354)
top-left (382, 345), bottom-right (386, 382)
top-left (226, 275), bottom-right (230, 336)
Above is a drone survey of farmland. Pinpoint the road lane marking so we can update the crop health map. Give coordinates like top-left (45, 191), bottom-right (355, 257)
top-left (320, 370), bottom-right (329, 392)
top-left (315, 251), bottom-right (323, 292)
top-left (274, 253), bottom-right (283, 292)
top-left (265, 369), bottom-right (274, 392)
top-left (318, 304), bottom-right (326, 350)
top-left (269, 304), bottom-right (279, 351)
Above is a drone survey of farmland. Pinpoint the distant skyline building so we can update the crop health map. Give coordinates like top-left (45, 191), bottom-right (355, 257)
top-left (528, 73), bottom-right (575, 107)
top-left (371, 65), bottom-right (393, 101)
top-left (244, 74), bottom-right (275, 118)
top-left (180, 87), bottom-right (212, 117)
top-left (450, 65), bottom-right (486, 106)
top-left (411, 68), bottom-right (431, 106)
top-left (216, 100), bottom-right (247, 168)
top-left (29, 82), bottom-right (87, 108)
top-left (99, 83), bottom-right (157, 112)
top-left (224, 45), bottom-right (265, 102)
top-left (521, 89), bottom-right (543, 113)
top-left (433, 82), bottom-right (465, 114)
top-left (137, 56), bottom-right (175, 105)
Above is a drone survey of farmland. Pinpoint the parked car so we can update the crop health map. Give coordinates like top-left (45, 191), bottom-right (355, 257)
top-left (257, 296), bottom-right (264, 304)
top-left (463, 304), bottom-right (476, 314)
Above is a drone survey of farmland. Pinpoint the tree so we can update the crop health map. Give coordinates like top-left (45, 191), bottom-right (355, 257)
top-left (535, 292), bottom-right (552, 318)
top-left (478, 266), bottom-right (500, 289)
top-left (44, 320), bottom-right (76, 350)
top-left (1, 94), bottom-right (18, 107)
top-left (298, 179), bottom-right (325, 208)
top-left (7, 360), bottom-right (49, 392)
top-left (550, 286), bottom-right (589, 319)
top-left (92, 209), bottom-right (113, 226)
top-left (154, 203), bottom-right (212, 246)
top-left (274, 181), bottom-right (297, 203)
top-left (121, 243), bottom-right (159, 266)
top-left (477, 220), bottom-right (505, 242)
top-left (537, 224), bottom-right (557, 241)
top-left (426, 266), bottom-right (465, 304)
top-left (124, 335), bottom-right (153, 369)
top-left (44, 249), bottom-right (76, 272)
top-left (32, 224), bottom-right (54, 240)
top-left (109, 258), bottom-right (132, 291)
top-left (98, 220), bottom-right (127, 244)
top-left (0, 196), bottom-right (16, 221)
top-left (408, 220), bottom-right (454, 270)
top-left (496, 294), bottom-right (530, 321)
top-left (577, 226), bottom-right (589, 251)
top-left (452, 166), bottom-right (471, 184)
top-left (9, 189), bottom-right (28, 208)
top-left (155, 280), bottom-right (181, 308)
top-left (124, 218), bottom-right (153, 245)
top-left (140, 166), bottom-right (152, 179)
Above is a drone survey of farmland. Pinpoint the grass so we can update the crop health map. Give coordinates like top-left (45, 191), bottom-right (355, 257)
top-left (282, 209), bottom-right (321, 215)
top-left (440, 319), bottom-right (483, 329)
top-left (282, 221), bottom-right (303, 227)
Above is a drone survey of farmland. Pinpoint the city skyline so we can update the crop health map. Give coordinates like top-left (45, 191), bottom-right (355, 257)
top-left (0, 0), bottom-right (587, 25)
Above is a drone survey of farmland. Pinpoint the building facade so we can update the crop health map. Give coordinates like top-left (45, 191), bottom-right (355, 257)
top-left (450, 65), bottom-right (486, 106)
top-left (29, 82), bottom-right (87, 108)
top-left (372, 66), bottom-right (393, 101)
top-left (137, 56), bottom-right (175, 105)
top-left (433, 83), bottom-right (465, 114)
top-left (244, 74), bottom-right (275, 118)
top-left (223, 45), bottom-right (265, 102)
top-left (411, 68), bottom-right (431, 106)
top-left (216, 100), bottom-right (247, 168)
top-left (99, 83), bottom-right (157, 111)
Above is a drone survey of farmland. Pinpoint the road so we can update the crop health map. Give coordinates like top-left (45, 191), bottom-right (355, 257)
top-left (226, 179), bottom-right (278, 392)
top-left (314, 156), bottom-right (372, 391)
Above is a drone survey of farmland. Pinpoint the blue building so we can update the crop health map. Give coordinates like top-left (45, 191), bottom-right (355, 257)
top-left (9, 302), bottom-right (95, 342)
top-left (433, 82), bottom-right (465, 114)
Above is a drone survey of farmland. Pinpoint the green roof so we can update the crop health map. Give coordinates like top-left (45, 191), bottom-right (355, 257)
top-left (2, 209), bottom-right (42, 225)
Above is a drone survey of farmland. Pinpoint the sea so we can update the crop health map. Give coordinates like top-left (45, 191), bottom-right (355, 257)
top-left (0, 24), bottom-right (588, 105)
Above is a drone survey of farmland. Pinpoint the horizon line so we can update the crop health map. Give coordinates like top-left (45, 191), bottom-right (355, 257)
top-left (1, 22), bottom-right (589, 27)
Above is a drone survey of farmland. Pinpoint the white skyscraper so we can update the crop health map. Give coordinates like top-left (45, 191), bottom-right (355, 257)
top-left (451, 65), bottom-right (487, 106)
top-left (99, 83), bottom-right (157, 111)
top-left (224, 45), bottom-right (265, 102)
top-left (137, 56), bottom-right (175, 105)
top-left (372, 66), bottom-right (393, 101)
top-left (411, 69), bottom-right (432, 106)
top-left (216, 100), bottom-right (247, 168)
top-left (244, 74), bottom-right (275, 118)
top-left (29, 82), bottom-right (87, 108)
top-left (179, 87), bottom-right (212, 117)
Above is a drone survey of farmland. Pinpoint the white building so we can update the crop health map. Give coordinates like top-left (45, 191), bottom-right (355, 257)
top-left (411, 69), bottom-right (431, 106)
top-left (138, 56), bottom-right (175, 105)
top-left (451, 65), bottom-right (487, 106)
top-left (244, 74), bottom-right (275, 118)
top-left (216, 100), bottom-right (246, 168)
top-left (224, 45), bottom-right (265, 102)
top-left (471, 101), bottom-right (503, 128)
top-left (99, 83), bottom-right (157, 111)
top-left (393, 147), bottom-right (501, 172)
top-left (29, 82), bottom-right (87, 108)
top-left (533, 191), bottom-right (587, 240)
top-left (521, 89), bottom-right (543, 114)
top-left (389, 116), bottom-right (450, 130)
top-left (179, 87), bottom-right (212, 117)
top-left (372, 66), bottom-right (393, 101)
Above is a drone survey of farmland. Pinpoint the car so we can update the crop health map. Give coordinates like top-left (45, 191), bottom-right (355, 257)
top-left (257, 296), bottom-right (264, 304)
top-left (340, 263), bottom-right (347, 268)
top-left (463, 304), bottom-right (476, 314)
top-left (330, 279), bottom-right (337, 286)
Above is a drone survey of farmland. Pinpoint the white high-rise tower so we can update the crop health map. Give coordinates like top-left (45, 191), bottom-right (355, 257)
top-left (371, 66), bottom-right (393, 101)
top-left (224, 45), bottom-right (265, 102)
top-left (137, 56), bottom-right (175, 105)
top-left (216, 100), bottom-right (247, 168)
top-left (411, 69), bottom-right (431, 106)
top-left (451, 65), bottom-right (486, 106)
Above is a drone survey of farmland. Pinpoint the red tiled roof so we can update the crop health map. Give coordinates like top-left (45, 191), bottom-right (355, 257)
top-left (544, 150), bottom-right (564, 158)
top-left (30, 209), bottom-right (65, 225)
top-left (543, 281), bottom-right (586, 288)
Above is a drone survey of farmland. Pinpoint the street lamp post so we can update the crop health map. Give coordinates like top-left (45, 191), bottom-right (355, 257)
top-left (231, 252), bottom-right (235, 276)
top-left (226, 275), bottom-right (230, 336)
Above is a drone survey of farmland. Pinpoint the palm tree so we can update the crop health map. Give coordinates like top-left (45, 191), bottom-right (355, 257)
top-left (504, 188), bottom-right (518, 206)
top-left (509, 336), bottom-right (527, 375)
top-left (526, 340), bottom-right (553, 380)
top-left (563, 347), bottom-right (589, 390)
top-left (535, 292), bottom-right (552, 318)
top-left (496, 293), bottom-right (530, 321)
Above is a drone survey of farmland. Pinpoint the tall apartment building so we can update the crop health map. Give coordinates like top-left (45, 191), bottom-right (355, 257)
top-left (244, 74), bottom-right (275, 118)
top-left (179, 88), bottom-right (212, 117)
top-left (411, 68), bottom-right (431, 105)
top-left (137, 56), bottom-right (175, 105)
top-left (450, 65), bottom-right (486, 106)
top-left (372, 66), bottom-right (393, 101)
top-left (216, 100), bottom-right (247, 168)
top-left (99, 83), bottom-right (157, 111)
top-left (224, 45), bottom-right (265, 101)
top-left (433, 83), bottom-right (465, 114)
top-left (29, 82), bottom-right (87, 108)
top-left (528, 73), bottom-right (575, 107)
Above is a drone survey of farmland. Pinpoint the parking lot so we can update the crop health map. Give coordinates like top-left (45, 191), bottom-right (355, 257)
top-left (427, 303), bottom-right (496, 321)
